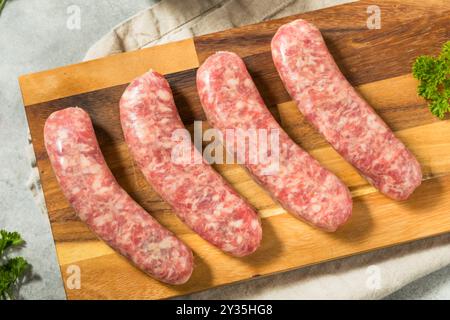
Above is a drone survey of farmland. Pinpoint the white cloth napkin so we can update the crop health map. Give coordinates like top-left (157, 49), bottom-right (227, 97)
top-left (82, 0), bottom-right (450, 299)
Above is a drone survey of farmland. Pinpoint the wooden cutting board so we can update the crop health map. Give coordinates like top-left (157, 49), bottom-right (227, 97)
top-left (19, 0), bottom-right (450, 299)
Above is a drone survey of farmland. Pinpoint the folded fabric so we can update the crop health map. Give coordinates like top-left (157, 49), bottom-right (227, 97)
top-left (84, 0), bottom-right (355, 60)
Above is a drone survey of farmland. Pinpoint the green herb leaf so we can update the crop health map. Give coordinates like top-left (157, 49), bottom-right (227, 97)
top-left (0, 230), bottom-right (24, 256)
top-left (0, 0), bottom-right (7, 16)
top-left (413, 41), bottom-right (450, 119)
top-left (0, 230), bottom-right (30, 300)
top-left (0, 257), bottom-right (30, 300)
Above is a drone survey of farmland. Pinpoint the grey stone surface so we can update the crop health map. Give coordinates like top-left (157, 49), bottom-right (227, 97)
top-left (0, 0), bottom-right (448, 300)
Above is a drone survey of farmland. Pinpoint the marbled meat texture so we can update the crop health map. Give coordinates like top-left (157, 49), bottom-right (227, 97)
top-left (271, 19), bottom-right (422, 200)
top-left (44, 107), bottom-right (193, 285)
top-left (120, 70), bottom-right (262, 256)
top-left (197, 51), bottom-right (352, 232)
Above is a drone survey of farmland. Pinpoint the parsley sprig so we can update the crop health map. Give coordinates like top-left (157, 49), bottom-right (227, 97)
top-left (0, 230), bottom-right (30, 300)
top-left (412, 41), bottom-right (450, 119)
top-left (0, 0), bottom-right (7, 16)
top-left (0, 231), bottom-right (24, 255)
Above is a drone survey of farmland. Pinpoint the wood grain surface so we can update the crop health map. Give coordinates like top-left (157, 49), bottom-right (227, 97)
top-left (19, 0), bottom-right (450, 299)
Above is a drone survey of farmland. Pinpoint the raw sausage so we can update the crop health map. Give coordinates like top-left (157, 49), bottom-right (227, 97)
top-left (197, 51), bottom-right (352, 232)
top-left (44, 107), bottom-right (193, 285)
top-left (120, 70), bottom-right (262, 256)
top-left (271, 19), bottom-right (422, 200)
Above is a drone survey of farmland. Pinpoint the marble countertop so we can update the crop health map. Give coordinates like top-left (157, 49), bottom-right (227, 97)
top-left (0, 0), bottom-right (449, 300)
